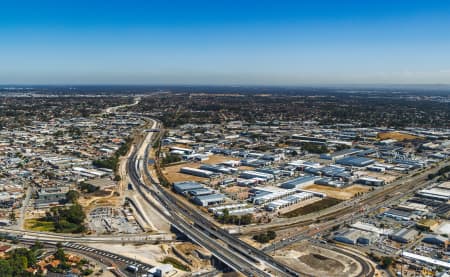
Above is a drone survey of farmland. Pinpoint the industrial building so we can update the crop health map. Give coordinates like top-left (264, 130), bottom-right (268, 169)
top-left (356, 177), bottom-right (385, 186)
top-left (335, 156), bottom-right (374, 167)
top-left (180, 167), bottom-right (216, 178)
top-left (315, 178), bottom-right (347, 188)
top-left (320, 148), bottom-right (364, 160)
top-left (416, 187), bottom-right (450, 201)
top-left (173, 181), bottom-right (204, 194)
top-left (279, 175), bottom-right (319, 189)
top-left (333, 229), bottom-right (377, 245)
top-left (199, 164), bottom-right (234, 174)
top-left (389, 228), bottom-right (419, 243)
top-left (382, 208), bottom-right (413, 221)
top-left (239, 170), bottom-right (274, 181)
top-left (252, 187), bottom-right (296, 205)
top-left (422, 234), bottom-right (449, 247)
top-left (265, 192), bottom-right (314, 211)
top-left (193, 193), bottom-right (226, 206)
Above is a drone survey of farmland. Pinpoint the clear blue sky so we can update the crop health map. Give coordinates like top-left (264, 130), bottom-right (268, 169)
top-left (1, 0), bottom-right (450, 85)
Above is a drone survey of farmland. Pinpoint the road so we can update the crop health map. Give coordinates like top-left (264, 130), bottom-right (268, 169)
top-left (19, 238), bottom-right (153, 276)
top-left (16, 185), bottom-right (32, 229)
top-left (126, 118), bottom-right (297, 276)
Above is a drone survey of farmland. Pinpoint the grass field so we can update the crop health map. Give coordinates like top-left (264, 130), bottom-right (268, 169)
top-left (281, 198), bottom-right (342, 218)
top-left (162, 256), bottom-right (190, 271)
top-left (25, 218), bottom-right (55, 232)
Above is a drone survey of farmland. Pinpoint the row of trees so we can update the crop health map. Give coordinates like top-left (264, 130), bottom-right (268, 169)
top-left (216, 209), bottom-right (252, 225)
top-left (253, 231), bottom-right (277, 243)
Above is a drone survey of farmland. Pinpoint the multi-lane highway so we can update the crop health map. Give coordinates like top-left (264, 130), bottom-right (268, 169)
top-left (129, 118), bottom-right (315, 276)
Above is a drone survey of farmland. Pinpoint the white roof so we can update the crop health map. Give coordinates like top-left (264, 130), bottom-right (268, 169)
top-left (402, 251), bottom-right (450, 269)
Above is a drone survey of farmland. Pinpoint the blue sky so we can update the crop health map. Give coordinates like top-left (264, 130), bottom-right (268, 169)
top-left (1, 0), bottom-right (450, 85)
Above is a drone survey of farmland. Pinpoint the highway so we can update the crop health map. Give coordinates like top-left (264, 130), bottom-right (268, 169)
top-left (126, 118), bottom-right (299, 276)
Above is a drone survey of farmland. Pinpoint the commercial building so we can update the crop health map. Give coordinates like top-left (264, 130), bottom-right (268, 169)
top-left (35, 186), bottom-right (69, 208)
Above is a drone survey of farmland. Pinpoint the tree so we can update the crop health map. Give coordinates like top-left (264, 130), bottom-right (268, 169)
top-left (8, 210), bottom-right (16, 223)
top-left (381, 256), bottom-right (393, 269)
top-left (66, 190), bottom-right (80, 203)
top-left (54, 247), bottom-right (66, 263)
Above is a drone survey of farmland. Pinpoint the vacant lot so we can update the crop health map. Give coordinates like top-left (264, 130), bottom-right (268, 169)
top-left (25, 218), bottom-right (55, 232)
top-left (377, 131), bottom-right (422, 141)
top-left (304, 184), bottom-right (370, 200)
top-left (162, 154), bottom-right (240, 183)
top-left (274, 241), bottom-right (362, 277)
top-left (281, 198), bottom-right (342, 218)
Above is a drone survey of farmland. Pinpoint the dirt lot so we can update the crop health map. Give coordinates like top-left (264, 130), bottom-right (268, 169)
top-left (162, 161), bottom-right (207, 183)
top-left (222, 186), bottom-right (250, 200)
top-left (377, 131), bottom-right (423, 141)
top-left (304, 184), bottom-right (370, 200)
top-left (162, 155), bottom-right (240, 183)
top-left (273, 241), bottom-right (362, 277)
top-left (355, 170), bottom-right (399, 183)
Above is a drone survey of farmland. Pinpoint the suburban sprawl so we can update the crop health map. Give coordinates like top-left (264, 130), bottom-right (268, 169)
top-left (0, 87), bottom-right (449, 277)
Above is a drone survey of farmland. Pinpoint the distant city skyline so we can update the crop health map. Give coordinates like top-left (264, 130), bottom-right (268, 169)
top-left (2, 0), bottom-right (450, 85)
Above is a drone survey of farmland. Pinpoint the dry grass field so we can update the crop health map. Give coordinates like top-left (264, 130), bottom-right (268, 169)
top-left (377, 131), bottom-right (423, 141)
top-left (304, 184), bottom-right (370, 200)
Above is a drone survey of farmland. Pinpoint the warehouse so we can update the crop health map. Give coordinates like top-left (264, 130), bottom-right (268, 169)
top-left (416, 187), bottom-right (450, 201)
top-left (383, 208), bottom-right (413, 221)
top-left (422, 234), bottom-right (448, 247)
top-left (251, 187), bottom-right (296, 205)
top-left (255, 168), bottom-right (281, 177)
top-left (173, 181), bottom-right (204, 194)
top-left (239, 170), bottom-right (274, 181)
top-left (209, 203), bottom-right (248, 215)
top-left (187, 188), bottom-right (213, 197)
top-left (199, 164), bottom-right (234, 174)
top-left (180, 167), bottom-right (216, 178)
top-left (315, 178), bottom-right (347, 188)
top-left (402, 252), bottom-right (450, 269)
top-left (333, 229), bottom-right (376, 245)
top-left (320, 148), bottom-right (364, 160)
top-left (389, 228), bottom-right (419, 243)
top-left (265, 192), bottom-right (314, 211)
top-left (169, 146), bottom-right (194, 155)
top-left (335, 156), bottom-right (374, 167)
top-left (356, 177), bottom-right (385, 186)
top-left (193, 193), bottom-right (226, 206)
top-left (279, 175), bottom-right (320, 189)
